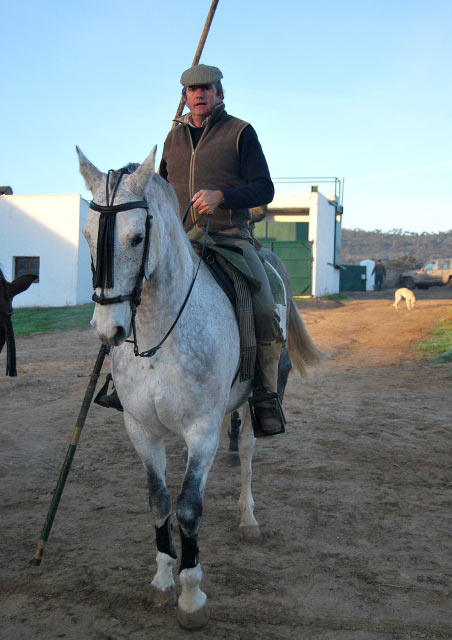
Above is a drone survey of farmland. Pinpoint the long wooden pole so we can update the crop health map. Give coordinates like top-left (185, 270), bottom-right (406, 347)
top-left (30, 344), bottom-right (110, 566)
top-left (30, 2), bottom-right (220, 567)
top-left (171, 0), bottom-right (220, 127)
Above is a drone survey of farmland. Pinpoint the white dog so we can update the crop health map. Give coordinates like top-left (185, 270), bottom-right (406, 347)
top-left (393, 287), bottom-right (416, 310)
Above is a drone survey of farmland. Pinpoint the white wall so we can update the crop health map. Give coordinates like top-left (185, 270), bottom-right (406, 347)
top-left (76, 199), bottom-right (93, 304)
top-left (269, 193), bottom-right (311, 210)
top-left (269, 191), bottom-right (341, 297)
top-left (308, 192), bottom-right (340, 297)
top-left (360, 259), bottom-right (375, 291)
top-left (0, 194), bottom-right (93, 307)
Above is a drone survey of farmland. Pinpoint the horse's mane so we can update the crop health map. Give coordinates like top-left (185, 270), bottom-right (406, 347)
top-left (109, 164), bottom-right (178, 211)
top-left (108, 163), bottom-right (182, 229)
top-left (107, 163), bottom-right (141, 193)
top-left (152, 173), bottom-right (180, 211)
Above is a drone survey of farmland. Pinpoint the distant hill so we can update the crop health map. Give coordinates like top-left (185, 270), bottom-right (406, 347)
top-left (341, 228), bottom-right (452, 267)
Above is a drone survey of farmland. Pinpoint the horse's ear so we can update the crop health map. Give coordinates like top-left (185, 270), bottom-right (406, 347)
top-left (128, 146), bottom-right (157, 197)
top-left (76, 146), bottom-right (104, 194)
top-left (8, 274), bottom-right (38, 299)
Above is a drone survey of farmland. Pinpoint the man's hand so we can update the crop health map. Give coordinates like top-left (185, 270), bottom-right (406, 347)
top-left (192, 189), bottom-right (224, 215)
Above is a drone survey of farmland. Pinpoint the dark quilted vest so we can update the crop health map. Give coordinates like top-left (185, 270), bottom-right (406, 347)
top-left (162, 105), bottom-right (251, 231)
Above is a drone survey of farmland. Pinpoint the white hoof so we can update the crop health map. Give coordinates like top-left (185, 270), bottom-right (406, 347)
top-left (239, 524), bottom-right (262, 540)
top-left (149, 584), bottom-right (177, 608)
top-left (177, 600), bottom-right (210, 630)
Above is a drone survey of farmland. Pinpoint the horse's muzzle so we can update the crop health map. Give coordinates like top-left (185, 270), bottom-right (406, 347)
top-left (91, 304), bottom-right (132, 347)
top-left (94, 323), bottom-right (130, 346)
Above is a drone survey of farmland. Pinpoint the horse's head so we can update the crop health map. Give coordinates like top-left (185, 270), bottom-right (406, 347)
top-left (77, 146), bottom-right (162, 346)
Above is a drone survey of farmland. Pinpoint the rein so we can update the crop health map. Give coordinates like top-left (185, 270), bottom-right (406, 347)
top-left (90, 175), bottom-right (210, 358)
top-left (135, 213), bottom-right (210, 358)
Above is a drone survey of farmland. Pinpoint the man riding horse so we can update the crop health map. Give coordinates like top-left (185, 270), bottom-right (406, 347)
top-left (98, 64), bottom-right (285, 436)
top-left (160, 64), bottom-right (284, 435)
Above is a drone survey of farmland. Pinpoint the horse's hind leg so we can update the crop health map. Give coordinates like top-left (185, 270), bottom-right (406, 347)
top-left (238, 404), bottom-right (261, 539)
top-left (277, 343), bottom-right (292, 403)
top-left (176, 424), bottom-right (219, 630)
top-left (123, 413), bottom-right (177, 607)
top-left (227, 411), bottom-right (241, 466)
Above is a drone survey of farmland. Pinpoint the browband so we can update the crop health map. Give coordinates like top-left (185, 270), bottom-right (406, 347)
top-left (89, 200), bottom-right (149, 214)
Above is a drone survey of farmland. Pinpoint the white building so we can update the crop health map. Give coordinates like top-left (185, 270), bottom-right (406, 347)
top-left (255, 188), bottom-right (342, 297)
top-left (0, 194), bottom-right (92, 307)
top-left (0, 185), bottom-right (342, 306)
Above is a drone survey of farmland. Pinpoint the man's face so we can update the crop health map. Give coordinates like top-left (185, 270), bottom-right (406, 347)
top-left (183, 84), bottom-right (223, 122)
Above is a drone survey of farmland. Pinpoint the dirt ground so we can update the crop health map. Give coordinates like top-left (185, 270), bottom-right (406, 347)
top-left (1, 287), bottom-right (452, 640)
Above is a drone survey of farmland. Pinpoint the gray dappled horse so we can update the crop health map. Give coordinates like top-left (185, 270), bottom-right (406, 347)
top-left (0, 268), bottom-right (37, 376)
top-left (78, 146), bottom-right (322, 630)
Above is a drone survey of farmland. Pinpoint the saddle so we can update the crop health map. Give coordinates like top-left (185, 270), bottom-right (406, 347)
top-left (198, 244), bottom-right (256, 382)
top-left (190, 237), bottom-right (286, 384)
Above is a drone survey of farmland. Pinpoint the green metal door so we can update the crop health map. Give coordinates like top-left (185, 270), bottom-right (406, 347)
top-left (260, 240), bottom-right (313, 295)
top-left (339, 265), bottom-right (366, 291)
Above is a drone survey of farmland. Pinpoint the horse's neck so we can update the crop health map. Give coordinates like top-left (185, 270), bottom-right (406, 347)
top-left (139, 199), bottom-right (197, 331)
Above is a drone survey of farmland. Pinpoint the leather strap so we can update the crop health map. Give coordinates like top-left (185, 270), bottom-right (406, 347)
top-left (89, 200), bottom-right (149, 214)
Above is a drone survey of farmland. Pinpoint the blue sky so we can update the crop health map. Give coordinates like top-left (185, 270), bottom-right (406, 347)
top-left (1, 0), bottom-right (451, 233)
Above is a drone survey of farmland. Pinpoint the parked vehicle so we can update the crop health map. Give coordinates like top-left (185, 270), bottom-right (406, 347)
top-left (400, 258), bottom-right (452, 290)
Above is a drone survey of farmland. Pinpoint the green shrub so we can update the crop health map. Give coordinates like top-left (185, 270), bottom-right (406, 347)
top-left (416, 311), bottom-right (452, 362)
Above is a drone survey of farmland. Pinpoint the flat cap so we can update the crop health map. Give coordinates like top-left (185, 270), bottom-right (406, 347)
top-left (180, 64), bottom-right (223, 87)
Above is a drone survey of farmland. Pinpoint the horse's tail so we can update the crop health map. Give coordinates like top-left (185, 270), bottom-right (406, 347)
top-left (287, 298), bottom-right (325, 377)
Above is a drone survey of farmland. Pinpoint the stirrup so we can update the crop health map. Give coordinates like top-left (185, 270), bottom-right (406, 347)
top-left (94, 373), bottom-right (124, 412)
top-left (248, 391), bottom-right (286, 438)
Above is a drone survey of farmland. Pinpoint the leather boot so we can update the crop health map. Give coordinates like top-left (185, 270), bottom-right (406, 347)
top-left (253, 340), bottom-right (285, 436)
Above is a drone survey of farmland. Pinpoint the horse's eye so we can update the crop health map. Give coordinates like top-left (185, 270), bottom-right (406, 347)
top-left (131, 235), bottom-right (143, 247)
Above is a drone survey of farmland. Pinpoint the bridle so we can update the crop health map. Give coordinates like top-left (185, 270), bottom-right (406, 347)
top-left (89, 169), bottom-right (209, 358)
top-left (90, 168), bottom-right (151, 305)
top-left (89, 168), bottom-right (152, 356)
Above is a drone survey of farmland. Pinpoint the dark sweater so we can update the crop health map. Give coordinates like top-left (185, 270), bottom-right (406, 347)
top-left (372, 263), bottom-right (386, 276)
top-left (159, 124), bottom-right (274, 211)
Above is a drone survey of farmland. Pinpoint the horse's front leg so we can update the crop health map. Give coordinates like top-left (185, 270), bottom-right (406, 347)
top-left (123, 412), bottom-right (177, 607)
top-left (237, 404), bottom-right (261, 538)
top-left (176, 422), bottom-right (220, 630)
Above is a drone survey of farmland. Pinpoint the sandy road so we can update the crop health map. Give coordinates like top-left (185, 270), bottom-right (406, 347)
top-left (1, 287), bottom-right (451, 639)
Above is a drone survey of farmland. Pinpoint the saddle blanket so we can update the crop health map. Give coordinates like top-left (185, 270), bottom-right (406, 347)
top-left (190, 234), bottom-right (286, 382)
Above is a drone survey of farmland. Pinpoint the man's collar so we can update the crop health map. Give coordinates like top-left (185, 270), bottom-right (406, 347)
top-left (174, 103), bottom-right (225, 128)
